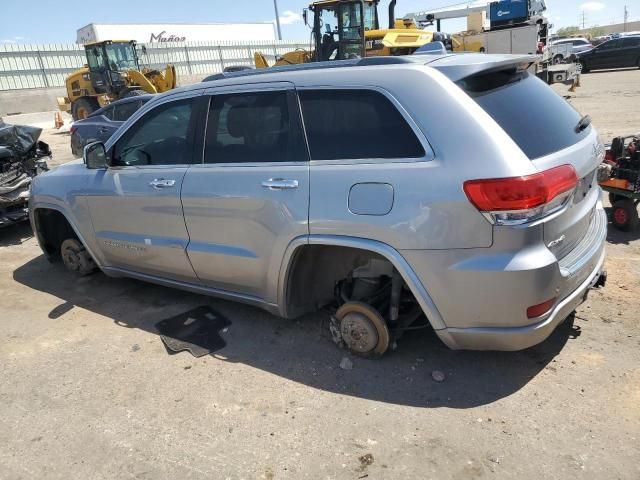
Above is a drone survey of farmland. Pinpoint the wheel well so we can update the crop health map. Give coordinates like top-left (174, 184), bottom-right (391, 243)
top-left (284, 245), bottom-right (391, 318)
top-left (33, 208), bottom-right (78, 259)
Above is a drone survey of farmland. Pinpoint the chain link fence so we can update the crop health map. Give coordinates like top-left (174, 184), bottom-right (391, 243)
top-left (0, 40), bottom-right (309, 91)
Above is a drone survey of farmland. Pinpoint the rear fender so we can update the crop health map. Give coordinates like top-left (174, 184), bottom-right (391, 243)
top-left (277, 235), bottom-right (446, 330)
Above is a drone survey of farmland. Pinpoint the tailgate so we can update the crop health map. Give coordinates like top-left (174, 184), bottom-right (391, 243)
top-left (532, 130), bottom-right (603, 259)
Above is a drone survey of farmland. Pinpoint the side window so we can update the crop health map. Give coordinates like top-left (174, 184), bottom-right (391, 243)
top-left (112, 100), bottom-right (141, 122)
top-left (299, 89), bottom-right (425, 160)
top-left (113, 99), bottom-right (194, 166)
top-left (599, 40), bottom-right (620, 50)
top-left (204, 91), bottom-right (306, 164)
top-left (98, 106), bottom-right (115, 121)
top-left (623, 37), bottom-right (640, 47)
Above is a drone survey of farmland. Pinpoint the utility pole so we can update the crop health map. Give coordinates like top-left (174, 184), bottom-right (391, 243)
top-left (273, 0), bottom-right (283, 40)
top-left (581, 10), bottom-right (586, 29)
top-left (624, 5), bottom-right (629, 32)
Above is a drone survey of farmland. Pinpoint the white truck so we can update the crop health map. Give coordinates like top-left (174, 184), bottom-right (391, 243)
top-left (452, 23), bottom-right (540, 54)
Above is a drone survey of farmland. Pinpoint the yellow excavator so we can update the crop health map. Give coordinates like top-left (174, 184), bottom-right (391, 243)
top-left (254, 0), bottom-right (434, 68)
top-left (58, 40), bottom-right (178, 120)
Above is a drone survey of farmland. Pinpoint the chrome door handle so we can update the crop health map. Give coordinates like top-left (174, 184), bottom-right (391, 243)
top-left (149, 178), bottom-right (176, 189)
top-left (261, 178), bottom-right (299, 190)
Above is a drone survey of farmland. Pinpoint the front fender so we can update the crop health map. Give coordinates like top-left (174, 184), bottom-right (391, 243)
top-left (30, 200), bottom-right (104, 268)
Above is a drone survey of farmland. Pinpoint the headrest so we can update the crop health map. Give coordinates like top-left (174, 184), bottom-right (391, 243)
top-left (227, 106), bottom-right (249, 138)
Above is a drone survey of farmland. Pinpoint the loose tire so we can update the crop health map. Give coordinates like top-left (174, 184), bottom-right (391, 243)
top-left (608, 193), bottom-right (621, 205)
top-left (71, 97), bottom-right (99, 121)
top-left (611, 199), bottom-right (639, 231)
top-left (60, 238), bottom-right (97, 276)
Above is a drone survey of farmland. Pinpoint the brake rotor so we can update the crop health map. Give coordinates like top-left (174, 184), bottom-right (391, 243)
top-left (335, 302), bottom-right (390, 357)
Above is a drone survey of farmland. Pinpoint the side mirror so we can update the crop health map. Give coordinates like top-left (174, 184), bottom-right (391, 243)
top-left (303, 9), bottom-right (308, 26)
top-left (84, 142), bottom-right (108, 169)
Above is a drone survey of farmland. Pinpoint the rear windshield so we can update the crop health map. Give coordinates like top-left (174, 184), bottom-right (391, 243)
top-left (458, 70), bottom-right (591, 159)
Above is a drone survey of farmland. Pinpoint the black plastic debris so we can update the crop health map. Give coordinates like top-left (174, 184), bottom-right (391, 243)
top-left (156, 306), bottom-right (231, 358)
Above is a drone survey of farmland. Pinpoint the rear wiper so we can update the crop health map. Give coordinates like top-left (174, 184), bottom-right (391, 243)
top-left (576, 114), bottom-right (591, 132)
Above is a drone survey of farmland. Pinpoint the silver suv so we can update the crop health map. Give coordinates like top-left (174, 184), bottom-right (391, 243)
top-left (29, 54), bottom-right (607, 354)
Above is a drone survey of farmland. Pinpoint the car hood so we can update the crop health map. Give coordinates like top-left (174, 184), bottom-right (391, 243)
top-left (576, 47), bottom-right (596, 56)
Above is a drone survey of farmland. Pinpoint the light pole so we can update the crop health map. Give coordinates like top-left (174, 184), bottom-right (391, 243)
top-left (273, 0), bottom-right (283, 40)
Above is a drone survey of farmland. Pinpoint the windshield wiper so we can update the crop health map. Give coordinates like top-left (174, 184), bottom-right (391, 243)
top-left (576, 114), bottom-right (591, 132)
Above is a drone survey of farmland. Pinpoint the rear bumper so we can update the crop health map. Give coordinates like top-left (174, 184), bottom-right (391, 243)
top-left (435, 247), bottom-right (604, 350)
top-left (432, 204), bottom-right (607, 351)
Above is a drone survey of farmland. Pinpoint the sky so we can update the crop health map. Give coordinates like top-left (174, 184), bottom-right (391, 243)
top-left (1, 0), bottom-right (638, 44)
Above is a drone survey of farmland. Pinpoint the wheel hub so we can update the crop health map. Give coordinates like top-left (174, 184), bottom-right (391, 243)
top-left (334, 302), bottom-right (390, 357)
top-left (340, 312), bottom-right (380, 354)
top-left (62, 244), bottom-right (81, 271)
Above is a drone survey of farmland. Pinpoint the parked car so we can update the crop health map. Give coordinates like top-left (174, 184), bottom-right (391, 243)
top-left (70, 95), bottom-right (152, 157)
top-left (577, 36), bottom-right (640, 72)
top-left (30, 54), bottom-right (607, 354)
top-left (549, 37), bottom-right (593, 56)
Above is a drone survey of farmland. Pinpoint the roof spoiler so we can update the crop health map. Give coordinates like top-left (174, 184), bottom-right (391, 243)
top-left (427, 54), bottom-right (537, 82)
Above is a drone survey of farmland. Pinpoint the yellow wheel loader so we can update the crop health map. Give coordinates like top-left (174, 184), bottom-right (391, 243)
top-left (58, 40), bottom-right (177, 120)
top-left (254, 0), bottom-right (434, 68)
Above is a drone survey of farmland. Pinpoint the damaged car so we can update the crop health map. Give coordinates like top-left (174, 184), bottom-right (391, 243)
top-left (30, 55), bottom-right (607, 354)
top-left (0, 121), bottom-right (50, 227)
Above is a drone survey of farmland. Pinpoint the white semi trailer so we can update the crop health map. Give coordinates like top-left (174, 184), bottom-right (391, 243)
top-left (77, 23), bottom-right (277, 45)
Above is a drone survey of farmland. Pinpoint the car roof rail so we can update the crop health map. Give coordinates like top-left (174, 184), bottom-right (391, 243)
top-left (201, 56), bottom-right (439, 83)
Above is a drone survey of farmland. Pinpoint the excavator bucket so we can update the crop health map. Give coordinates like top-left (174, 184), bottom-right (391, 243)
top-left (254, 52), bottom-right (270, 69)
top-left (127, 70), bottom-right (158, 94)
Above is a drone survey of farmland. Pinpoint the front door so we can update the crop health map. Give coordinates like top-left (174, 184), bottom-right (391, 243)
top-left (85, 95), bottom-right (201, 283)
top-left (181, 83), bottom-right (309, 302)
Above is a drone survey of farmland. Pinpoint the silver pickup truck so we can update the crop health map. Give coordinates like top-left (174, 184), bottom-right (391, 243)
top-left (30, 54), bottom-right (607, 355)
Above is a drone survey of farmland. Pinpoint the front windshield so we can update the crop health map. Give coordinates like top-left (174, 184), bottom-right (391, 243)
top-left (104, 43), bottom-right (138, 71)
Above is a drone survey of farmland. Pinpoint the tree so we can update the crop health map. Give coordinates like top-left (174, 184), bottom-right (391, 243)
top-left (556, 26), bottom-right (580, 36)
top-left (587, 26), bottom-right (605, 37)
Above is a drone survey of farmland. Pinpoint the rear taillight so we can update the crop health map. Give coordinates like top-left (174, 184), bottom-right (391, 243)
top-left (463, 165), bottom-right (578, 225)
top-left (70, 126), bottom-right (77, 134)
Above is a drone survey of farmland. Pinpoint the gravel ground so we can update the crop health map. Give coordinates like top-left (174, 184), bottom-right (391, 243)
top-left (1, 68), bottom-right (639, 480)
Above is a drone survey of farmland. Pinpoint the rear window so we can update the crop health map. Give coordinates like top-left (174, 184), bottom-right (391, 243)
top-left (458, 70), bottom-right (591, 159)
top-left (299, 89), bottom-right (425, 160)
top-left (623, 37), bottom-right (640, 47)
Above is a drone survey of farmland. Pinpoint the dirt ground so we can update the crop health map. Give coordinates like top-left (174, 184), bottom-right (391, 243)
top-left (1, 68), bottom-right (639, 480)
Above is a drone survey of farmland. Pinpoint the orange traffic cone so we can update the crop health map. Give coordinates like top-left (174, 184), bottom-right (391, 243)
top-left (54, 111), bottom-right (64, 129)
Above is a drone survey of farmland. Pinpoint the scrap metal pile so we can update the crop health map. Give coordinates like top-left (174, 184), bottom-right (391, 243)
top-left (0, 120), bottom-right (50, 227)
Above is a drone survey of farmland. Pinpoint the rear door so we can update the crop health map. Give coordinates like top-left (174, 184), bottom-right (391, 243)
top-left (181, 82), bottom-right (309, 302)
top-left (619, 37), bottom-right (640, 66)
